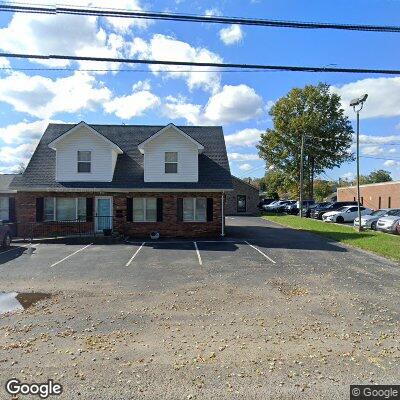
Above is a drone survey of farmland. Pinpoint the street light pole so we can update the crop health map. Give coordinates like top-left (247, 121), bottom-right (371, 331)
top-left (355, 109), bottom-right (361, 232)
top-left (350, 94), bottom-right (368, 233)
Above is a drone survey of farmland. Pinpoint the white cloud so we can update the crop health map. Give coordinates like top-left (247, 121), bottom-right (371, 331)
top-left (0, 119), bottom-right (63, 145)
top-left (341, 172), bottom-right (355, 181)
top-left (0, 142), bottom-right (39, 169)
top-left (228, 152), bottom-right (260, 162)
top-left (204, 8), bottom-right (222, 17)
top-left (0, 12), bottom-right (126, 70)
top-left (239, 163), bottom-right (252, 171)
top-left (129, 34), bottom-right (222, 93)
top-left (219, 25), bottom-right (243, 45)
top-left (0, 57), bottom-right (10, 69)
top-left (164, 85), bottom-right (264, 125)
top-left (359, 134), bottom-right (400, 144)
top-left (224, 128), bottom-right (264, 147)
top-left (0, 72), bottom-right (111, 118)
top-left (104, 81), bottom-right (160, 119)
top-left (383, 160), bottom-right (400, 168)
top-left (388, 148), bottom-right (397, 154)
top-left (361, 146), bottom-right (384, 156)
top-left (332, 77), bottom-right (400, 119)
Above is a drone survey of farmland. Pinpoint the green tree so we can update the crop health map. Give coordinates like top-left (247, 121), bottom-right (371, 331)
top-left (366, 169), bottom-right (392, 184)
top-left (257, 83), bottom-right (354, 199)
top-left (313, 180), bottom-right (335, 201)
top-left (263, 170), bottom-right (297, 199)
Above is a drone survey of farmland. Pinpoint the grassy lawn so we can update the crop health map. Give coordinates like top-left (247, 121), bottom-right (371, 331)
top-left (262, 213), bottom-right (400, 262)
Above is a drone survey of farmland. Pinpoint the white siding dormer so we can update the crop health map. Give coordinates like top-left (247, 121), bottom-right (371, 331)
top-left (49, 122), bottom-right (122, 182)
top-left (139, 125), bottom-right (203, 182)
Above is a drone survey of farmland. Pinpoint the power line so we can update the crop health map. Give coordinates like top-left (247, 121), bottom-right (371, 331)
top-left (1, 52), bottom-right (400, 75)
top-left (1, 2), bottom-right (400, 33)
top-left (360, 155), bottom-right (400, 161)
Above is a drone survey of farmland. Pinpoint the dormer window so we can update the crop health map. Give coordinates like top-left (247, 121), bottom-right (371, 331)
top-left (165, 152), bottom-right (178, 174)
top-left (77, 151), bottom-right (91, 173)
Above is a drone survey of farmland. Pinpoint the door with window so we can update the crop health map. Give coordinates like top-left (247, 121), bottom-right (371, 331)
top-left (95, 197), bottom-right (112, 232)
top-left (237, 195), bottom-right (247, 213)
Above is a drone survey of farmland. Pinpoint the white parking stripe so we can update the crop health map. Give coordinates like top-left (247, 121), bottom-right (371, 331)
top-left (244, 241), bottom-right (276, 264)
top-left (50, 243), bottom-right (93, 267)
top-left (193, 241), bottom-right (202, 266)
top-left (126, 242), bottom-right (145, 267)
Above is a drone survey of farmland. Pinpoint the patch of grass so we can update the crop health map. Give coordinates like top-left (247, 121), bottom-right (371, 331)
top-left (262, 213), bottom-right (400, 262)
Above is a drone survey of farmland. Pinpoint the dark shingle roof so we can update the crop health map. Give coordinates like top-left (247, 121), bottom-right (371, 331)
top-left (11, 124), bottom-right (233, 191)
top-left (0, 174), bottom-right (19, 193)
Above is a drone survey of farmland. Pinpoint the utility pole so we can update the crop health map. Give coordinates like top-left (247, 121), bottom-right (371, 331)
top-left (350, 93), bottom-right (368, 232)
top-left (299, 133), bottom-right (305, 218)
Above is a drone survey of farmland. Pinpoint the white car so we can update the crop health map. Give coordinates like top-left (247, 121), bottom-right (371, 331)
top-left (376, 209), bottom-right (400, 233)
top-left (322, 205), bottom-right (372, 223)
top-left (354, 208), bottom-right (398, 230)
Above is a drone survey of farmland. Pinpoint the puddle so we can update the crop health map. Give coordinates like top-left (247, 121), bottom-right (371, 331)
top-left (0, 292), bottom-right (51, 314)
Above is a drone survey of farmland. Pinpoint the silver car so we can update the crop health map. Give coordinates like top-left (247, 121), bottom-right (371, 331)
top-left (376, 209), bottom-right (400, 233)
top-left (354, 208), bottom-right (393, 230)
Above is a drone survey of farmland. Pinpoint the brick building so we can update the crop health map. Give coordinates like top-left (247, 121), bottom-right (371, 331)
top-left (337, 181), bottom-right (400, 210)
top-left (10, 122), bottom-right (233, 238)
top-left (225, 176), bottom-right (259, 215)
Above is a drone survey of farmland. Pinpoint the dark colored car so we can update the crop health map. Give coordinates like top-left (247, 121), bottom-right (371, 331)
top-left (311, 201), bottom-right (358, 220)
top-left (0, 223), bottom-right (12, 248)
top-left (303, 201), bottom-right (331, 218)
top-left (257, 198), bottom-right (276, 210)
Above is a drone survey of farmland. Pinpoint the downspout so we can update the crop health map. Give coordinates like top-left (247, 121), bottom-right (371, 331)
top-left (221, 192), bottom-right (225, 237)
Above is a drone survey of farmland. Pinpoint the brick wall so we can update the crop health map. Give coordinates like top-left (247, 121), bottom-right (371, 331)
top-left (225, 176), bottom-right (259, 215)
top-left (15, 191), bottom-right (224, 238)
top-left (337, 182), bottom-right (400, 210)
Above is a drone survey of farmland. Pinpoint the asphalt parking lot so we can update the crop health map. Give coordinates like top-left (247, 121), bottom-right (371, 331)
top-left (0, 216), bottom-right (399, 399)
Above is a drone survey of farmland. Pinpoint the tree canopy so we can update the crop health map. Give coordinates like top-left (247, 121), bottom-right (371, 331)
top-left (257, 83), bottom-right (354, 199)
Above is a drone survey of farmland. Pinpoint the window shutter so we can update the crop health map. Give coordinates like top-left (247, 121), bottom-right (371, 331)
top-left (157, 198), bottom-right (163, 222)
top-left (36, 197), bottom-right (44, 222)
top-left (177, 198), bottom-right (183, 222)
top-left (126, 198), bottom-right (133, 222)
top-left (86, 197), bottom-right (94, 222)
top-left (207, 198), bottom-right (213, 222)
top-left (8, 197), bottom-right (16, 222)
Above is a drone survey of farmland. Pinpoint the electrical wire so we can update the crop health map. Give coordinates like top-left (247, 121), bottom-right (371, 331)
top-left (1, 2), bottom-right (400, 33)
top-left (1, 52), bottom-right (400, 75)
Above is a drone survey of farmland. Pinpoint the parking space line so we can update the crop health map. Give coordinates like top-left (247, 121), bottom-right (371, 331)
top-left (244, 241), bottom-right (276, 264)
top-left (193, 241), bottom-right (202, 266)
top-left (125, 242), bottom-right (145, 267)
top-left (50, 243), bottom-right (93, 267)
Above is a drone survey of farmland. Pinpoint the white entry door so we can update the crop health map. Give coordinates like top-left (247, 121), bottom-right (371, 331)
top-left (95, 197), bottom-right (113, 232)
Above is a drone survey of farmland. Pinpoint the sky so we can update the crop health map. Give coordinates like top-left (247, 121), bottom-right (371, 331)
top-left (0, 0), bottom-right (399, 181)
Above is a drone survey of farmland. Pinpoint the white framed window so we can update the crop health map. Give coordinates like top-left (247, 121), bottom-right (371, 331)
top-left (165, 152), bottom-right (178, 174)
top-left (183, 197), bottom-right (206, 222)
top-left (132, 198), bottom-right (157, 222)
top-left (0, 197), bottom-right (9, 221)
top-left (43, 197), bottom-right (87, 221)
top-left (77, 151), bottom-right (91, 173)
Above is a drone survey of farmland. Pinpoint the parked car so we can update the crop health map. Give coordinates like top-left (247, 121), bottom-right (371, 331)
top-left (354, 208), bottom-right (397, 230)
top-left (311, 201), bottom-right (358, 220)
top-left (286, 199), bottom-right (315, 215)
top-left (376, 209), bottom-right (400, 234)
top-left (257, 198), bottom-right (276, 210)
top-left (264, 200), bottom-right (291, 212)
top-left (0, 222), bottom-right (12, 248)
top-left (281, 200), bottom-right (298, 213)
top-left (322, 205), bottom-right (372, 223)
top-left (303, 202), bottom-right (330, 218)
